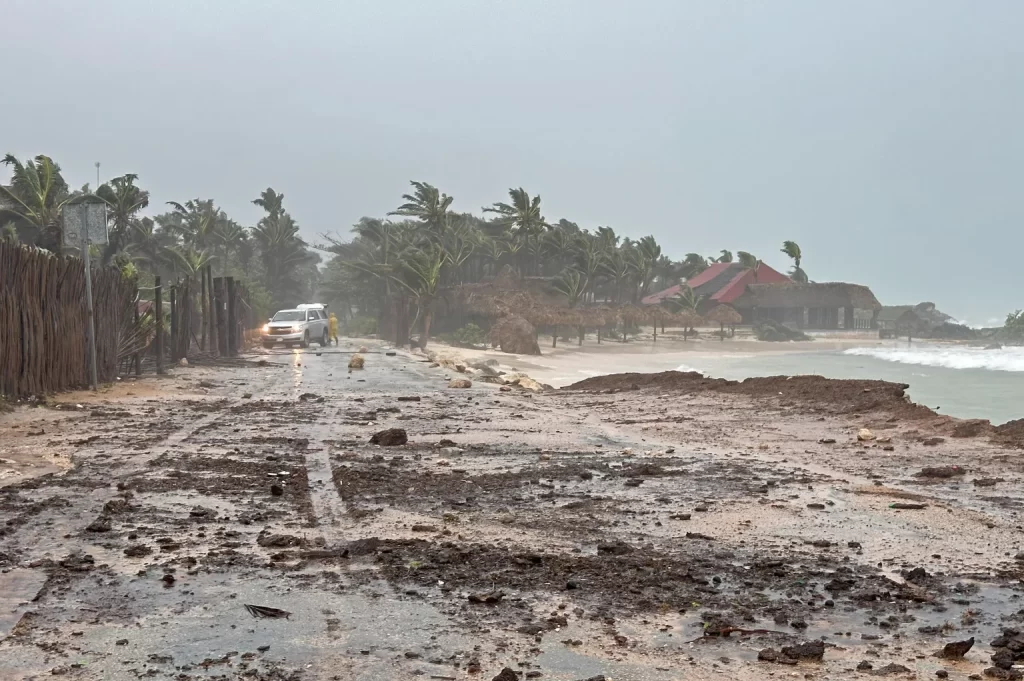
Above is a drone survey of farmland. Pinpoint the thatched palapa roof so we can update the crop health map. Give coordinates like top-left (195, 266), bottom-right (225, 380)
top-left (734, 283), bottom-right (881, 310)
top-left (705, 304), bottom-right (742, 325)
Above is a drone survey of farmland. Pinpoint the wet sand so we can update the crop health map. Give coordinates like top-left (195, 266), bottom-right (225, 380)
top-left (427, 329), bottom-right (891, 388)
top-left (0, 341), bottom-right (1022, 680)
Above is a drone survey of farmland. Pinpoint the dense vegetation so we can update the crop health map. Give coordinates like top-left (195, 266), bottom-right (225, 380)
top-left (320, 181), bottom-right (810, 347)
top-left (0, 154), bottom-right (319, 322)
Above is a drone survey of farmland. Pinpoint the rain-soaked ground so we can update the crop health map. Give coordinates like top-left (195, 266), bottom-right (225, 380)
top-left (1, 339), bottom-right (1024, 680)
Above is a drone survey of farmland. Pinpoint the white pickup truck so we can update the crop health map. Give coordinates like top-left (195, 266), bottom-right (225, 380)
top-left (261, 304), bottom-right (330, 348)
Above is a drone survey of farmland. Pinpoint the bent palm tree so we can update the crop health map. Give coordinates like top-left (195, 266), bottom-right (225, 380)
top-left (781, 240), bottom-right (807, 282)
top-left (389, 181), bottom-right (454, 239)
top-left (97, 174), bottom-right (150, 265)
top-left (0, 154), bottom-right (71, 253)
top-left (484, 188), bottom-right (550, 274)
top-left (737, 251), bottom-right (761, 283)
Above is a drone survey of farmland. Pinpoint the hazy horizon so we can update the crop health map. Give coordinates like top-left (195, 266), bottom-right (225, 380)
top-left (2, 0), bottom-right (1021, 325)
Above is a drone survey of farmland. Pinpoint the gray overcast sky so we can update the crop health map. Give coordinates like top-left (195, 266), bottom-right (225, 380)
top-left (3, 0), bottom-right (1022, 323)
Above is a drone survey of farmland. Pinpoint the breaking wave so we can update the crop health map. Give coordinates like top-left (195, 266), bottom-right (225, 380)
top-left (844, 346), bottom-right (1024, 372)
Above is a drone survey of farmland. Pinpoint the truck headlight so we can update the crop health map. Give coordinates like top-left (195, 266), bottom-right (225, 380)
top-left (262, 324), bottom-right (270, 333)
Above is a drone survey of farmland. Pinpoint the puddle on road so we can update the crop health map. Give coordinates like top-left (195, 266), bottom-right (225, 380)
top-left (0, 569), bottom-right (47, 639)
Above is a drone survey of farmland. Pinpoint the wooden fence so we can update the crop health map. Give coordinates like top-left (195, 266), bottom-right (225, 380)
top-left (0, 242), bottom-right (136, 398)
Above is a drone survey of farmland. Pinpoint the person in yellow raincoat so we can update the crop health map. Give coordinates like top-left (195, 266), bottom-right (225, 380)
top-left (328, 312), bottom-right (339, 346)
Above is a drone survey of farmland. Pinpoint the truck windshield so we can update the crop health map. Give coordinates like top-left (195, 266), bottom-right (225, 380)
top-left (272, 310), bottom-right (305, 322)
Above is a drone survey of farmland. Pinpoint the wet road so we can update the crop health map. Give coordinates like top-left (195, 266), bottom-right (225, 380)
top-left (0, 340), bottom-right (1021, 680)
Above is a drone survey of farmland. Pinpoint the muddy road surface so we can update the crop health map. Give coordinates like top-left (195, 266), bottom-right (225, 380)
top-left (1, 343), bottom-right (1023, 680)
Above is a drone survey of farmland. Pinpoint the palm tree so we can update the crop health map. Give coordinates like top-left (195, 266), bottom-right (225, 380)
top-left (394, 242), bottom-right (448, 349)
top-left (553, 268), bottom-right (588, 346)
top-left (573, 236), bottom-right (604, 302)
top-left (668, 285), bottom-right (705, 340)
top-left (340, 218), bottom-right (408, 344)
top-left (653, 255), bottom-right (678, 289)
top-left (634, 236), bottom-right (662, 300)
top-left (213, 216), bottom-right (246, 276)
top-left (737, 250), bottom-right (761, 283)
top-left (484, 188), bottom-right (550, 275)
top-left (389, 181), bottom-right (454, 239)
top-left (601, 247), bottom-right (635, 304)
top-left (715, 250), bottom-right (734, 263)
top-left (781, 240), bottom-right (807, 283)
top-left (680, 252), bottom-right (709, 279)
top-left (96, 174), bottom-right (150, 265)
top-left (441, 216), bottom-right (480, 284)
top-left (166, 199), bottom-right (219, 254)
top-left (595, 226), bottom-right (619, 249)
top-left (127, 217), bottom-right (177, 276)
top-left (253, 188), bottom-right (286, 221)
top-left (251, 189), bottom-right (317, 309)
top-left (543, 224), bottom-right (579, 273)
top-left (0, 154), bottom-right (71, 253)
top-left (252, 213), bottom-right (314, 309)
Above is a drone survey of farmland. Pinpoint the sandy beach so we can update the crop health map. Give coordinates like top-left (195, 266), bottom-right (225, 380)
top-left (428, 328), bottom-right (892, 388)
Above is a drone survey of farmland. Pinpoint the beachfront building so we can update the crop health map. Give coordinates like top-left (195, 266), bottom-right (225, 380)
top-left (876, 306), bottom-right (925, 339)
top-left (641, 262), bottom-right (790, 312)
top-left (732, 282), bottom-right (882, 330)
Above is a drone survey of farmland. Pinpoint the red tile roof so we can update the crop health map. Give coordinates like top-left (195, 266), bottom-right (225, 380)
top-left (712, 264), bottom-right (790, 303)
top-left (642, 262), bottom-right (791, 305)
top-left (641, 284), bottom-right (684, 305)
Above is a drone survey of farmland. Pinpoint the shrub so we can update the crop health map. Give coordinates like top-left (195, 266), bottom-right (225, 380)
top-left (451, 323), bottom-right (486, 347)
top-left (344, 315), bottom-right (378, 337)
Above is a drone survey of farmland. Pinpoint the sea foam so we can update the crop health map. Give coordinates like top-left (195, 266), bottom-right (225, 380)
top-left (844, 345), bottom-right (1024, 372)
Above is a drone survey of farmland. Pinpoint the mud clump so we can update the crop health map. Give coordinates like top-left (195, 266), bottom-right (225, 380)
top-left (124, 544), bottom-right (152, 558)
top-left (915, 466), bottom-right (966, 479)
top-left (934, 636), bottom-right (974, 659)
top-left (870, 663), bottom-right (913, 675)
top-left (85, 516), bottom-right (112, 533)
top-left (564, 372), bottom-right (934, 418)
top-left (348, 355), bottom-right (365, 370)
top-left (448, 378), bottom-right (472, 389)
top-left (256, 531), bottom-right (305, 548)
top-left (781, 640), bottom-right (825, 661)
top-left (370, 428), bottom-right (408, 446)
top-left (990, 629), bottom-right (1024, 671)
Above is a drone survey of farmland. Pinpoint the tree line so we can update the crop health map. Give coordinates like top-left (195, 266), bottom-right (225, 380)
top-left (0, 154), bottom-right (319, 321)
top-left (321, 181), bottom-right (810, 348)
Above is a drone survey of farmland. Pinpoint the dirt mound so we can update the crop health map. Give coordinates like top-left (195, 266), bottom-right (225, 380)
top-left (489, 315), bottom-right (540, 355)
top-left (993, 419), bottom-right (1024, 449)
top-left (564, 371), bottom-right (936, 418)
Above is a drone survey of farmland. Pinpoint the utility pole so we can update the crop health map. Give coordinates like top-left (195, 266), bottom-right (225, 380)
top-left (65, 201), bottom-right (106, 391)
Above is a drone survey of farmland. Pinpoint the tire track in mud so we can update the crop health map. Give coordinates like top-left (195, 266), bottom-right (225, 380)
top-left (285, 347), bottom-right (355, 542)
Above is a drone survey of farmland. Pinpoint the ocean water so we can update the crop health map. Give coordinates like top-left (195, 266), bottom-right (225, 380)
top-left (682, 344), bottom-right (1024, 425)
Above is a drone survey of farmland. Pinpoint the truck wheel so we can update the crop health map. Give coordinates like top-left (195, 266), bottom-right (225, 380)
top-left (299, 332), bottom-right (309, 349)
top-left (320, 330), bottom-right (329, 347)
top-left (262, 342), bottom-right (274, 349)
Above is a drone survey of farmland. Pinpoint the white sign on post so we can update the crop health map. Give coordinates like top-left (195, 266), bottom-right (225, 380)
top-left (64, 202), bottom-right (108, 246)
